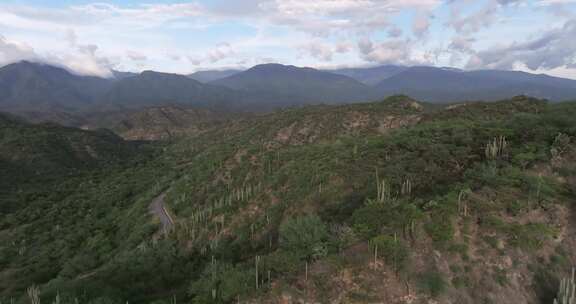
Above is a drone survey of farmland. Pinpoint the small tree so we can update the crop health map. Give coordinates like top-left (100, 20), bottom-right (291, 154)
top-left (279, 215), bottom-right (329, 261)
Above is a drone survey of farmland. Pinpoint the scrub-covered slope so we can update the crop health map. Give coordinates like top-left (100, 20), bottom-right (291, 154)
top-left (1, 96), bottom-right (575, 304)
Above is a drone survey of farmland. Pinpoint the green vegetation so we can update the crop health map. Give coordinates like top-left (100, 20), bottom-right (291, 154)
top-left (279, 215), bottom-right (329, 261)
top-left (2, 96), bottom-right (576, 303)
top-left (369, 234), bottom-right (408, 272)
top-left (418, 270), bottom-right (447, 298)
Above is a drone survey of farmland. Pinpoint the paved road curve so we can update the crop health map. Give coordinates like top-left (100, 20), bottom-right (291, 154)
top-left (149, 193), bottom-right (174, 235)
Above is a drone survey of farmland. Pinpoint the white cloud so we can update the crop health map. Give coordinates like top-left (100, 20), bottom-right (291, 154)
top-left (0, 30), bottom-right (115, 77)
top-left (1, 0), bottom-right (574, 78)
top-left (0, 35), bottom-right (38, 64)
top-left (466, 19), bottom-right (576, 71)
top-left (300, 41), bottom-right (334, 62)
top-left (413, 10), bottom-right (433, 38)
top-left (259, 0), bottom-right (441, 35)
top-left (357, 37), bottom-right (422, 65)
top-left (538, 0), bottom-right (576, 5)
top-left (447, 0), bottom-right (500, 35)
top-left (69, 3), bottom-right (204, 28)
top-left (52, 29), bottom-right (115, 77)
top-left (387, 26), bottom-right (404, 38)
top-left (0, 2), bottom-right (206, 34)
top-left (206, 43), bottom-right (234, 63)
top-left (167, 53), bottom-right (182, 61)
top-left (335, 41), bottom-right (353, 53)
top-left (126, 50), bottom-right (147, 61)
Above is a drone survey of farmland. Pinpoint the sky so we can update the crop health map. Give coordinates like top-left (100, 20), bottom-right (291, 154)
top-left (0, 0), bottom-right (575, 79)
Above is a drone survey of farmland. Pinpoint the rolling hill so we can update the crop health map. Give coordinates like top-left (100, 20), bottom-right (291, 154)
top-left (112, 105), bottom-right (231, 140)
top-left (0, 112), bottom-right (139, 196)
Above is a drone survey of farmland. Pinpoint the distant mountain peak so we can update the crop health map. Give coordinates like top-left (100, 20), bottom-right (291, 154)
top-left (138, 70), bottom-right (199, 82)
top-left (112, 70), bottom-right (137, 80)
top-left (4, 60), bottom-right (70, 74)
top-left (188, 69), bottom-right (242, 83)
top-left (249, 63), bottom-right (306, 72)
top-left (140, 70), bottom-right (163, 76)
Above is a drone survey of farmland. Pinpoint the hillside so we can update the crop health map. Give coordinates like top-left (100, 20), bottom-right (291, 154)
top-left (104, 71), bottom-right (239, 109)
top-left (1, 96), bottom-right (575, 304)
top-left (0, 61), bottom-right (112, 110)
top-left (112, 105), bottom-right (231, 140)
top-left (0, 111), bottom-right (145, 217)
top-left (0, 113), bottom-right (138, 182)
top-left (160, 96), bottom-right (576, 303)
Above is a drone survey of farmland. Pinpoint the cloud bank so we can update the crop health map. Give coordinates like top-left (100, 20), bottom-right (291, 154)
top-left (0, 0), bottom-right (574, 79)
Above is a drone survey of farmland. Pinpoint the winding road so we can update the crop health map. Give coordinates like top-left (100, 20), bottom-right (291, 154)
top-left (149, 193), bottom-right (174, 235)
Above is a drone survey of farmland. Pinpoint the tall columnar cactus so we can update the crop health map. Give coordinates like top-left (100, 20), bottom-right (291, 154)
top-left (458, 189), bottom-right (471, 217)
top-left (51, 292), bottom-right (60, 304)
top-left (27, 285), bottom-right (40, 304)
top-left (255, 255), bottom-right (261, 290)
top-left (485, 136), bottom-right (508, 160)
top-left (555, 269), bottom-right (576, 304)
top-left (401, 179), bottom-right (413, 197)
top-left (375, 170), bottom-right (391, 204)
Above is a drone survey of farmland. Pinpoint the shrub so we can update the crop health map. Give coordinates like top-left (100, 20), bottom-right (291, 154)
top-left (425, 215), bottom-right (454, 245)
top-left (87, 297), bottom-right (123, 304)
top-left (329, 223), bottom-right (358, 252)
top-left (351, 204), bottom-right (387, 238)
top-left (279, 215), bottom-right (329, 261)
top-left (370, 235), bottom-right (409, 272)
top-left (189, 261), bottom-right (252, 304)
top-left (352, 205), bottom-right (385, 239)
top-left (507, 223), bottom-right (556, 251)
top-left (418, 270), bottom-right (447, 298)
top-left (452, 276), bottom-right (470, 289)
top-left (266, 250), bottom-right (301, 274)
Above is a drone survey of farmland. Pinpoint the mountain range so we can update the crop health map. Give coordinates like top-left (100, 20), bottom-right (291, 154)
top-left (1, 61), bottom-right (575, 116)
top-left (211, 63), bottom-right (376, 106)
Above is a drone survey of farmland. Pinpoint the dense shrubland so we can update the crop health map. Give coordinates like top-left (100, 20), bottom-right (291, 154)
top-left (1, 96), bottom-right (575, 303)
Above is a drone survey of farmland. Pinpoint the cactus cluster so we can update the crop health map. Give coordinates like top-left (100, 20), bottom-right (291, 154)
top-left (179, 182), bottom-right (262, 243)
top-left (370, 172), bottom-right (414, 206)
top-left (27, 285), bottom-right (40, 304)
top-left (555, 269), bottom-right (576, 304)
top-left (485, 136), bottom-right (508, 160)
top-left (401, 179), bottom-right (413, 197)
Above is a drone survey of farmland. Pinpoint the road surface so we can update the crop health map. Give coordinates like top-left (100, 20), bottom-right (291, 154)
top-left (149, 193), bottom-right (174, 235)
